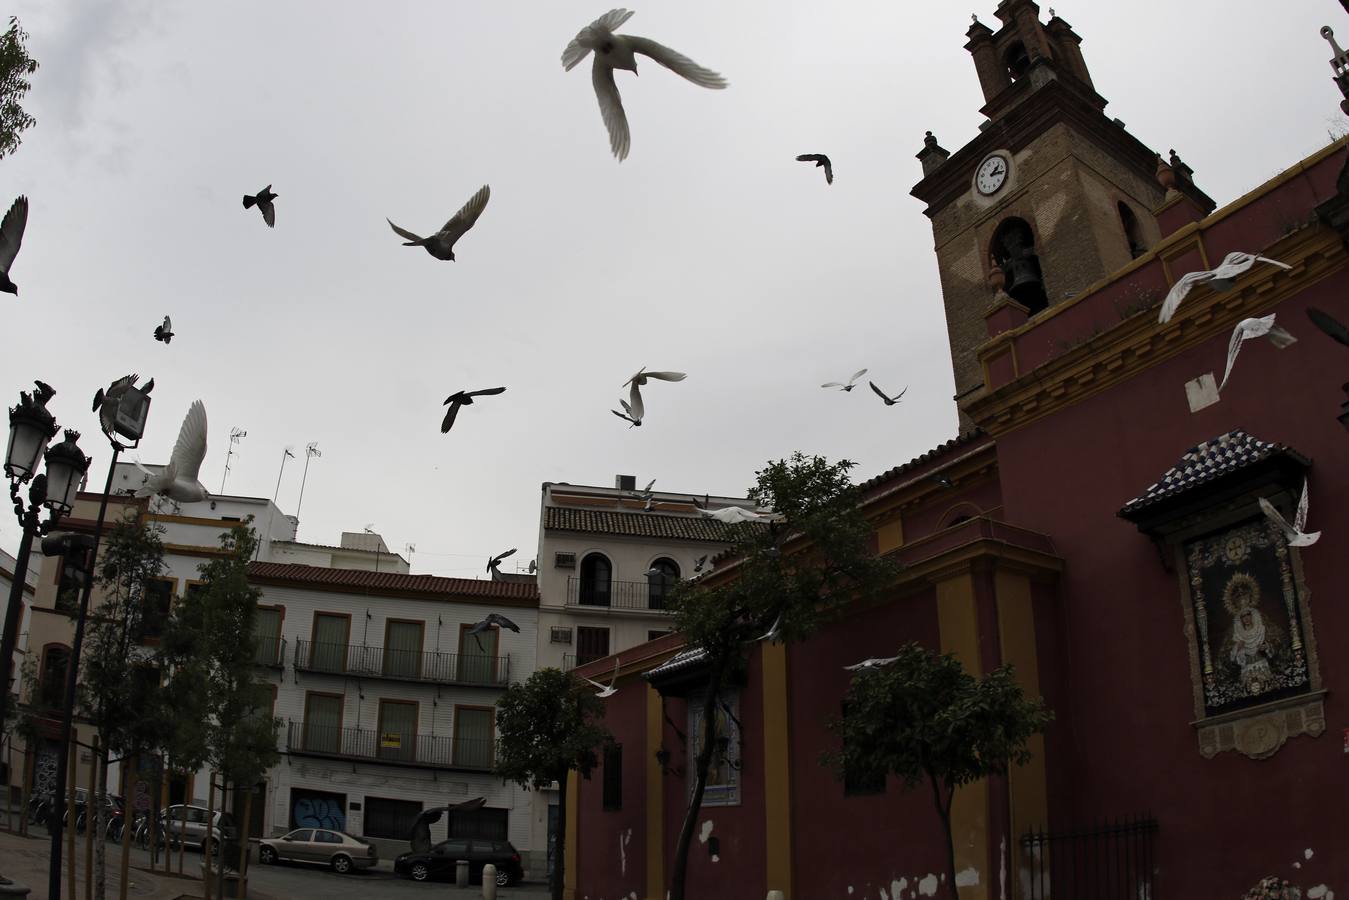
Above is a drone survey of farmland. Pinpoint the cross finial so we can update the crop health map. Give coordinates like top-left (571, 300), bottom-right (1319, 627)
top-left (1048, 7), bottom-right (1056, 17)
top-left (972, 13), bottom-right (979, 23)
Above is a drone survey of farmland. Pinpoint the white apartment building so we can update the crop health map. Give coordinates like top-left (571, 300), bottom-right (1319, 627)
top-left (535, 475), bottom-right (753, 670)
top-left (246, 563), bottom-right (541, 868)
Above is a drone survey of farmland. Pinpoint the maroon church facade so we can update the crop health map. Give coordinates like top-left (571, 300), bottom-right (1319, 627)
top-left (566, 3), bottom-right (1349, 898)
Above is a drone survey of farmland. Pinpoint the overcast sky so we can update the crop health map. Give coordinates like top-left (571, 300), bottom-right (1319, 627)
top-left (0, 1), bottom-right (1342, 577)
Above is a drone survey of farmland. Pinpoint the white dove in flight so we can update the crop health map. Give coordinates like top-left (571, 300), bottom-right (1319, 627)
top-left (699, 506), bottom-right (781, 524)
top-left (562, 9), bottom-right (728, 161)
top-left (1259, 479), bottom-right (1320, 548)
top-left (1217, 313), bottom-right (1296, 393)
top-left (1157, 251), bottom-right (1291, 324)
top-left (136, 400), bottom-right (209, 503)
top-left (582, 658), bottom-right (621, 698)
top-left (844, 655), bottom-right (901, 672)
top-left (822, 369), bottom-right (868, 391)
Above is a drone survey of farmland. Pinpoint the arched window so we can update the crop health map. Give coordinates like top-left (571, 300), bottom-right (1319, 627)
top-left (39, 644), bottom-right (70, 710)
top-left (991, 218), bottom-right (1048, 315)
top-left (578, 553), bottom-right (612, 607)
top-left (1004, 41), bottom-right (1031, 81)
top-left (646, 558), bottom-right (680, 610)
top-left (1118, 201), bottom-right (1147, 259)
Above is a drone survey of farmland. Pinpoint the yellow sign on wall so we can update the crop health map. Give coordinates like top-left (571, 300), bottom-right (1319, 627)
top-left (380, 733), bottom-right (402, 749)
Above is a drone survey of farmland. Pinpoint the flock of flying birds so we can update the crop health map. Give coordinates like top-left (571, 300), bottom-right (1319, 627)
top-left (4, 9), bottom-right (1340, 687)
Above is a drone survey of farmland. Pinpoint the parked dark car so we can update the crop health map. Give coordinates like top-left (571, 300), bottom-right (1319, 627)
top-left (393, 838), bottom-right (523, 886)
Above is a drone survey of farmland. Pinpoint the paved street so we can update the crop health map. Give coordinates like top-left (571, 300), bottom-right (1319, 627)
top-left (246, 857), bottom-right (550, 900)
top-left (0, 827), bottom-right (548, 900)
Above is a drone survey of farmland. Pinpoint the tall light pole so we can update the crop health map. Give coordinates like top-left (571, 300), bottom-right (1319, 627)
top-left (0, 384), bottom-right (89, 893)
top-left (46, 375), bottom-right (152, 900)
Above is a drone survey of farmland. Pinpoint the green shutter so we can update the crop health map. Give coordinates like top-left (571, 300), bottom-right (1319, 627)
top-left (459, 627), bottom-right (498, 684)
top-left (254, 609), bottom-right (281, 666)
top-left (304, 695), bottom-right (341, 753)
top-left (454, 708), bottom-right (493, 769)
top-left (378, 701), bottom-right (418, 762)
top-left (383, 622), bottom-right (423, 678)
top-left (311, 614), bottom-right (349, 672)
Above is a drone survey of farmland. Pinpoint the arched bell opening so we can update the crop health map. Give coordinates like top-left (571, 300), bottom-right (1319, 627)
top-left (991, 217), bottom-right (1048, 315)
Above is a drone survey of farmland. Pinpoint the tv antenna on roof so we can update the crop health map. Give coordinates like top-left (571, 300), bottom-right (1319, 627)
top-left (220, 427), bottom-right (247, 494)
top-left (295, 442), bottom-right (322, 522)
top-left (273, 445), bottom-right (295, 502)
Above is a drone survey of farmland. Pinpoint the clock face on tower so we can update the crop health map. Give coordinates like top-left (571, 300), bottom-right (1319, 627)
top-left (975, 154), bottom-right (1009, 195)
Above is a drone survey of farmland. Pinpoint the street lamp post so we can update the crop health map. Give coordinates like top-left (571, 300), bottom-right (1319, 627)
top-left (0, 386), bottom-right (88, 894)
top-left (45, 376), bottom-right (150, 900)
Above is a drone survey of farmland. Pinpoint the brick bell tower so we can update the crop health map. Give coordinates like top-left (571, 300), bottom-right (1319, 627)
top-left (912, 0), bottom-right (1214, 421)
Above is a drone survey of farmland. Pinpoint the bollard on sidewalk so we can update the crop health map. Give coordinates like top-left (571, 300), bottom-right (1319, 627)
top-left (455, 858), bottom-right (469, 887)
top-left (481, 864), bottom-right (497, 900)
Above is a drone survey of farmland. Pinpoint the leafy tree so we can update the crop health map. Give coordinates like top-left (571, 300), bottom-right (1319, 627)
top-left (664, 453), bottom-right (896, 900)
top-left (494, 667), bottom-right (610, 900)
top-left (827, 643), bottom-right (1053, 899)
top-left (176, 521), bottom-right (279, 887)
top-left (82, 516), bottom-right (170, 899)
top-left (0, 17), bottom-right (38, 160)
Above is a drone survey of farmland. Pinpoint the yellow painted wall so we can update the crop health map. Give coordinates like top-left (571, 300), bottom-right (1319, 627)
top-left (876, 518), bottom-right (904, 555)
top-left (995, 571), bottom-right (1049, 899)
top-left (761, 641), bottom-right (793, 899)
top-left (935, 571), bottom-right (990, 900)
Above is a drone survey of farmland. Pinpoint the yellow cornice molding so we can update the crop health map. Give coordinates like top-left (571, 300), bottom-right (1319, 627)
top-left (162, 543), bottom-right (230, 559)
top-left (966, 227), bottom-right (1345, 436)
top-left (147, 513), bottom-right (243, 529)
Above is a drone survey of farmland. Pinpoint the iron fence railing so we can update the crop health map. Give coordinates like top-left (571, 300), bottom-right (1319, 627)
top-left (286, 721), bottom-right (495, 771)
top-left (254, 636), bottom-right (286, 668)
top-left (1020, 816), bottom-right (1158, 900)
top-left (565, 577), bottom-right (672, 611)
top-left (292, 639), bottom-right (509, 686)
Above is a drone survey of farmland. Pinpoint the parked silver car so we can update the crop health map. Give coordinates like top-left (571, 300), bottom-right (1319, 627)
top-left (161, 804), bottom-right (237, 855)
top-left (258, 828), bottom-right (379, 874)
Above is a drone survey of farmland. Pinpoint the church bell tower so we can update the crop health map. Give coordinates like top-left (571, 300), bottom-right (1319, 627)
top-left (912, 0), bottom-right (1214, 416)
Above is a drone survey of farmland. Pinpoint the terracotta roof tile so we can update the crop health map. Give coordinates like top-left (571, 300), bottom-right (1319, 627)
top-left (857, 428), bottom-right (989, 495)
top-left (543, 507), bottom-right (737, 543)
top-left (246, 562), bottom-right (538, 601)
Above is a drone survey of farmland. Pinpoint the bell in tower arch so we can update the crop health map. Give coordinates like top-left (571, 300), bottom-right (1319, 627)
top-left (991, 217), bottom-right (1048, 315)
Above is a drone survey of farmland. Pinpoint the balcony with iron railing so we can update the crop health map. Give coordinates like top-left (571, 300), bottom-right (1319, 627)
top-left (564, 577), bottom-right (674, 612)
top-left (285, 721), bottom-right (494, 771)
top-left (292, 640), bottom-right (510, 687)
top-left (254, 636), bottom-right (287, 669)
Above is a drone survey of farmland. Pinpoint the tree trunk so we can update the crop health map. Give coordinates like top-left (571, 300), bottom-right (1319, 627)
top-left (203, 772), bottom-right (214, 900)
top-left (238, 785), bottom-right (253, 898)
top-left (175, 766), bottom-right (184, 875)
top-left (929, 776), bottom-right (959, 900)
top-left (67, 740), bottom-right (78, 900)
top-left (215, 779), bottom-right (228, 900)
top-left (668, 667), bottom-right (724, 900)
top-left (551, 770), bottom-right (566, 900)
top-left (94, 751), bottom-right (108, 900)
top-left (85, 739), bottom-right (99, 900)
top-left (117, 761), bottom-right (133, 900)
top-left (20, 745), bottom-right (32, 837)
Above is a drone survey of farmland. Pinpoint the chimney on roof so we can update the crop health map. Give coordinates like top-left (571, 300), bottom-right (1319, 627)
top-left (615, 475), bottom-right (636, 491)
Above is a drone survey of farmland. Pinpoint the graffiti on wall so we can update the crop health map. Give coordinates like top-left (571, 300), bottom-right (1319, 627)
top-left (291, 791), bottom-right (346, 831)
